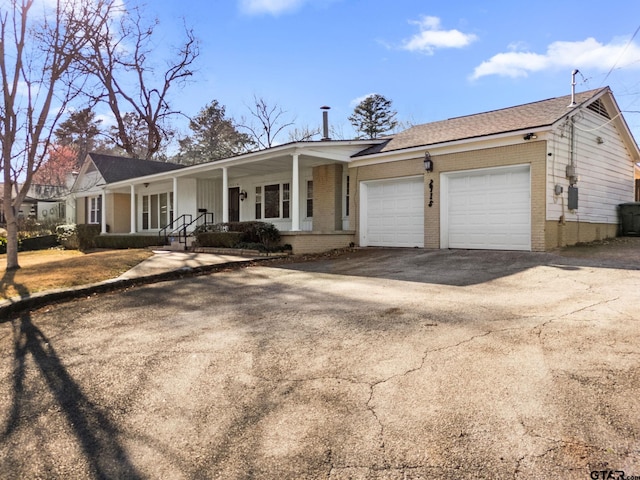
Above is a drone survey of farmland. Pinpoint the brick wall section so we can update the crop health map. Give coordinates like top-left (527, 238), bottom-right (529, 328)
top-left (349, 141), bottom-right (548, 251)
top-left (280, 232), bottom-right (355, 254)
top-left (312, 163), bottom-right (343, 231)
top-left (545, 220), bottom-right (618, 248)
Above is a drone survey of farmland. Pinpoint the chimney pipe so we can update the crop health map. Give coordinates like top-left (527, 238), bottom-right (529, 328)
top-left (321, 106), bottom-right (331, 141)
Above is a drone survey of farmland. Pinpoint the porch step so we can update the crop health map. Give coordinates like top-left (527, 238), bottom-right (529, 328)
top-left (192, 246), bottom-right (290, 258)
top-left (165, 236), bottom-right (196, 251)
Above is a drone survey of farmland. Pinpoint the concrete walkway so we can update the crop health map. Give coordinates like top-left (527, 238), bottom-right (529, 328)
top-left (117, 250), bottom-right (262, 279)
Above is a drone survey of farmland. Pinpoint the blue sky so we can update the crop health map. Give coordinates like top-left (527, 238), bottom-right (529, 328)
top-left (147, 0), bottom-right (640, 144)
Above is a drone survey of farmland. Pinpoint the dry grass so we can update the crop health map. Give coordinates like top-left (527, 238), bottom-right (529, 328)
top-left (0, 249), bottom-right (154, 300)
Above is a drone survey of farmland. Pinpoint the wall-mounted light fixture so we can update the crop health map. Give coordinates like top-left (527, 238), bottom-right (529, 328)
top-left (596, 136), bottom-right (604, 144)
top-left (523, 133), bottom-right (537, 141)
top-left (239, 190), bottom-right (247, 201)
top-left (143, 182), bottom-right (149, 188)
top-left (424, 152), bottom-right (433, 172)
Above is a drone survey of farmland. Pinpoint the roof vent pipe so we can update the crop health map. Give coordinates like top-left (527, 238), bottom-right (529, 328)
top-left (568, 69), bottom-right (579, 107)
top-left (321, 106), bottom-right (331, 141)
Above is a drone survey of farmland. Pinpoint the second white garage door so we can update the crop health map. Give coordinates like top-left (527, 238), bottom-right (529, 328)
top-left (441, 165), bottom-right (531, 251)
top-left (360, 176), bottom-right (424, 247)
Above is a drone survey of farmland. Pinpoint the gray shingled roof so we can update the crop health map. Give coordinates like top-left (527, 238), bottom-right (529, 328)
top-left (88, 153), bottom-right (185, 183)
top-left (354, 87), bottom-right (609, 156)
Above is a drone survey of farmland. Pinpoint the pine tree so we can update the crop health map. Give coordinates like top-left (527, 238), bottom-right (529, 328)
top-left (177, 100), bottom-right (254, 164)
top-left (348, 94), bottom-right (398, 139)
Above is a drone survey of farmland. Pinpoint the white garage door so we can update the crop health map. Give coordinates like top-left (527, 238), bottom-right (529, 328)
top-left (361, 176), bottom-right (424, 247)
top-left (442, 165), bottom-right (531, 251)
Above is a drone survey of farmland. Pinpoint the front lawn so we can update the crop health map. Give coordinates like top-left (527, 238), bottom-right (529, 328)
top-left (0, 249), bottom-right (154, 300)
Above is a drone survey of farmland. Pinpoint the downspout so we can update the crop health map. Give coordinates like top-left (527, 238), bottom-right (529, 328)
top-left (566, 69), bottom-right (579, 186)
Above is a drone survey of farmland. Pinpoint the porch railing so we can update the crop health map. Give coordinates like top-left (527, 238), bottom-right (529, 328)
top-left (159, 211), bottom-right (215, 249)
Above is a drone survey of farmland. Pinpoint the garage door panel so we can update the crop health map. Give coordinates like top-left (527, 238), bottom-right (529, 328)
top-left (362, 177), bottom-right (424, 248)
top-left (445, 165), bottom-right (531, 251)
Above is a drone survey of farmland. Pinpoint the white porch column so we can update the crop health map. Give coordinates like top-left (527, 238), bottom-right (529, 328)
top-left (129, 184), bottom-right (136, 233)
top-left (291, 153), bottom-right (300, 231)
top-left (173, 177), bottom-right (178, 222)
top-left (222, 167), bottom-right (229, 223)
top-left (101, 190), bottom-right (107, 234)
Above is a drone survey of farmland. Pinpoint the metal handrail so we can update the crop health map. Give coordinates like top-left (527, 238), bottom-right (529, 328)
top-left (159, 214), bottom-right (192, 245)
top-left (159, 211), bottom-right (215, 248)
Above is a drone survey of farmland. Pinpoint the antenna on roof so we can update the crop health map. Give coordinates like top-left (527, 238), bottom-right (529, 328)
top-left (568, 69), bottom-right (579, 107)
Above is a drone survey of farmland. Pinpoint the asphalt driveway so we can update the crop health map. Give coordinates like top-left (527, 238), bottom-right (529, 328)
top-left (1, 241), bottom-right (639, 479)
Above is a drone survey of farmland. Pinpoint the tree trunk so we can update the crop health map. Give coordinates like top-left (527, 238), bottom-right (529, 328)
top-left (4, 209), bottom-right (20, 271)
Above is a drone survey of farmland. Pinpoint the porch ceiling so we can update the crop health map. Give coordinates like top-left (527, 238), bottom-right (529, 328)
top-left (178, 154), bottom-right (341, 180)
top-left (104, 154), bottom-right (343, 194)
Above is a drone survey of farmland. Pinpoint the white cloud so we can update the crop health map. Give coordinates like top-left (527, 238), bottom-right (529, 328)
top-left (95, 112), bottom-right (117, 129)
top-left (239, 0), bottom-right (306, 15)
top-left (350, 93), bottom-right (377, 107)
top-left (401, 16), bottom-right (478, 54)
top-left (472, 37), bottom-right (640, 80)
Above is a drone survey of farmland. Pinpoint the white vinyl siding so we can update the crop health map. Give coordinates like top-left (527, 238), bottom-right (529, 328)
top-left (547, 105), bottom-right (635, 224)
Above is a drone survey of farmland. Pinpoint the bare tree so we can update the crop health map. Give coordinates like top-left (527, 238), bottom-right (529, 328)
top-left (0, 0), bottom-right (111, 270)
top-left (83, 6), bottom-right (198, 160)
top-left (287, 125), bottom-right (321, 143)
top-left (238, 96), bottom-right (295, 149)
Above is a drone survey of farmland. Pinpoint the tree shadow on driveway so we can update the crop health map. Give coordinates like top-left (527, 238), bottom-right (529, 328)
top-left (1, 311), bottom-right (142, 480)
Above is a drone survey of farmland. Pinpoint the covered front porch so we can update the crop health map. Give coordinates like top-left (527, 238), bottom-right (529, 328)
top-left (96, 141), bottom-right (378, 252)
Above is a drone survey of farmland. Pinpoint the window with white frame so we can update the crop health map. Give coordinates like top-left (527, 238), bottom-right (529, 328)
top-left (345, 175), bottom-right (350, 217)
top-left (141, 192), bottom-right (173, 230)
top-left (255, 183), bottom-right (290, 220)
top-left (255, 186), bottom-right (262, 219)
top-left (306, 180), bottom-right (313, 218)
top-left (88, 196), bottom-right (101, 224)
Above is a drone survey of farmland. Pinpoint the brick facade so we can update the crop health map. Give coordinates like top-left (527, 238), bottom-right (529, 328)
top-left (349, 141), bottom-right (548, 251)
top-left (312, 163), bottom-right (344, 232)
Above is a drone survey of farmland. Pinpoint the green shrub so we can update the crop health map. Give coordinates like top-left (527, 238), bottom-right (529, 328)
top-left (94, 235), bottom-right (164, 249)
top-left (20, 235), bottom-right (59, 251)
top-left (196, 232), bottom-right (244, 248)
top-left (56, 224), bottom-right (79, 250)
top-left (194, 221), bottom-right (280, 246)
top-left (76, 224), bottom-right (101, 251)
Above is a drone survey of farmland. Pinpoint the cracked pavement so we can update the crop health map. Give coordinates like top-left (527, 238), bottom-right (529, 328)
top-left (1, 243), bottom-right (639, 479)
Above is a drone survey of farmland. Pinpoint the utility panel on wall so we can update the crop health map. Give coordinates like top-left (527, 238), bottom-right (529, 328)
top-left (568, 186), bottom-right (579, 210)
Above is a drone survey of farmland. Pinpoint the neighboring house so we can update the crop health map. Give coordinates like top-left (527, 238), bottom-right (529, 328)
top-left (73, 87), bottom-right (639, 253)
top-left (0, 183), bottom-right (67, 224)
top-left (1, 183), bottom-right (32, 224)
top-left (635, 163), bottom-right (640, 201)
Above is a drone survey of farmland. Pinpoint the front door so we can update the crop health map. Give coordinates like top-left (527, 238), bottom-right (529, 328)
top-left (228, 187), bottom-right (240, 222)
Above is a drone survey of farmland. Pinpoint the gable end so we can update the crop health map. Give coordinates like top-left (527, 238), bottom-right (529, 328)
top-left (587, 98), bottom-right (611, 119)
